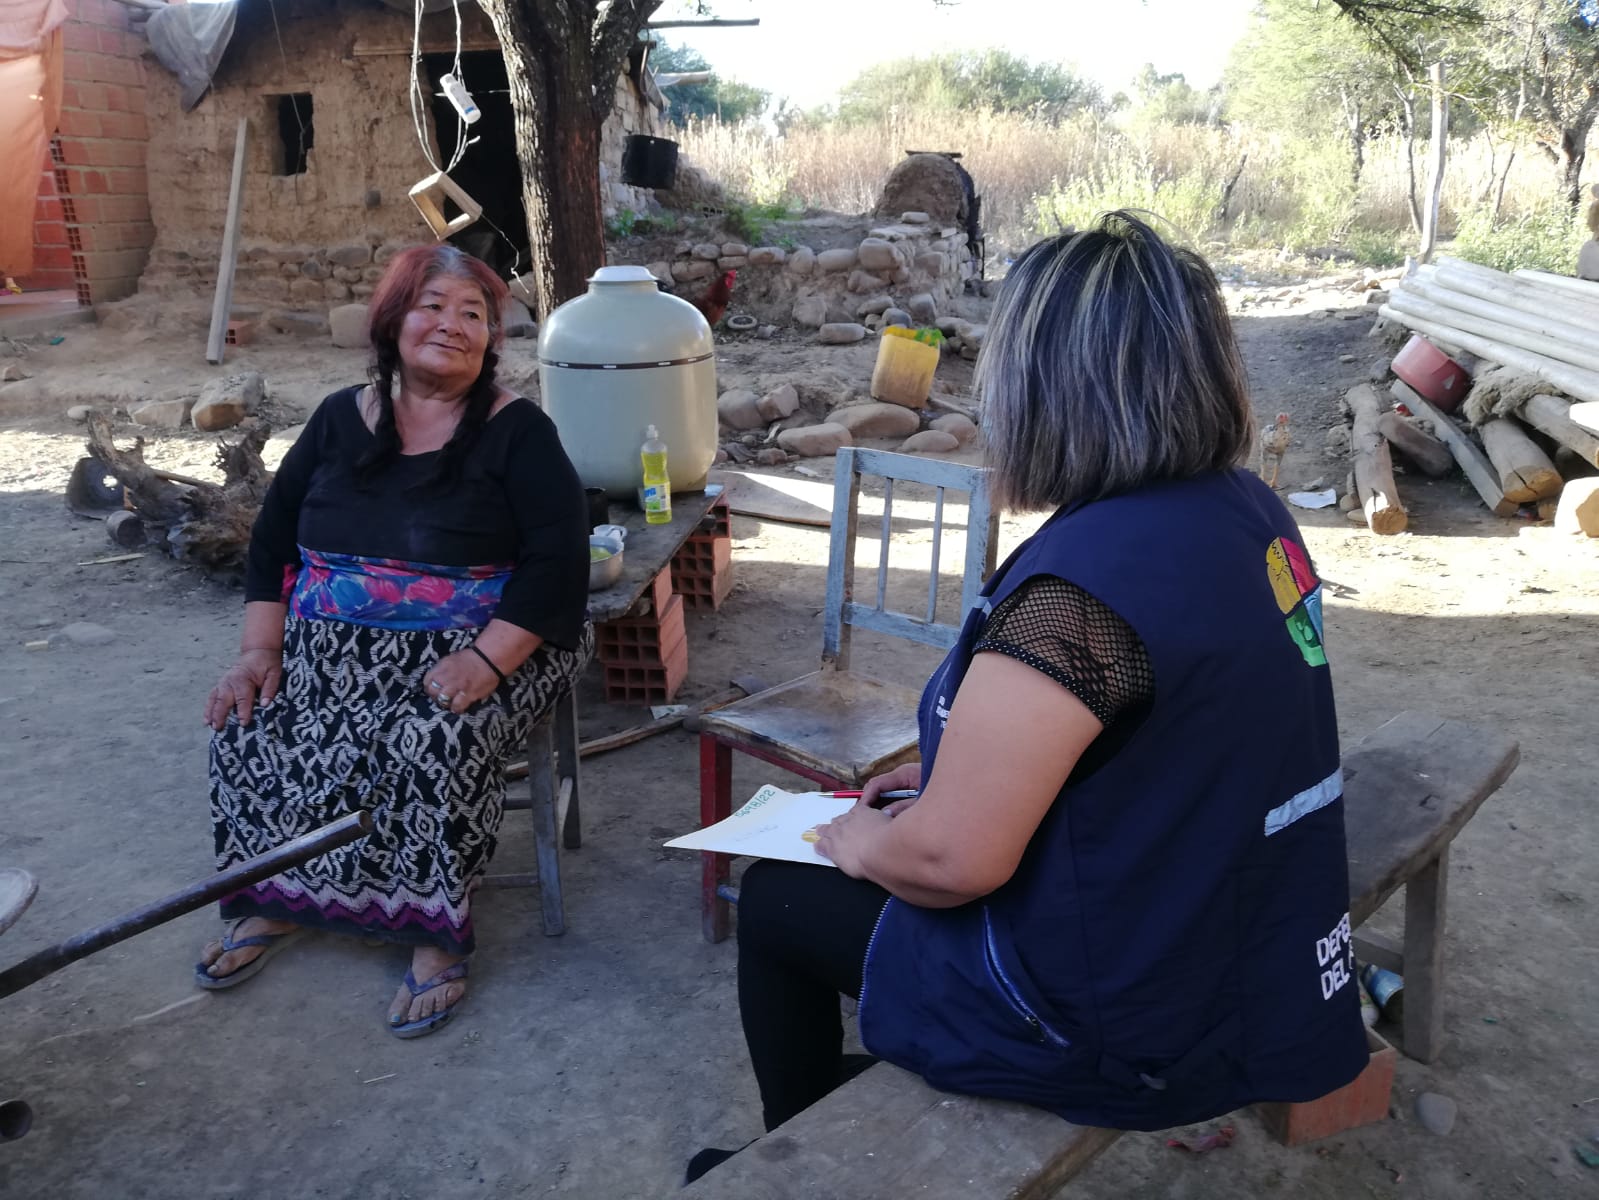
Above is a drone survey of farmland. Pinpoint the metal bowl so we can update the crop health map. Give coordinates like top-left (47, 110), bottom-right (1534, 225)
top-left (588, 535), bottom-right (624, 591)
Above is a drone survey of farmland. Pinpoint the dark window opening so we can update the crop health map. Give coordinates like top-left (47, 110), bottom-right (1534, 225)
top-left (271, 93), bottom-right (314, 176)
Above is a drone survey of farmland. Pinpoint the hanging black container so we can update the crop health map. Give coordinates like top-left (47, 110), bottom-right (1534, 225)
top-left (622, 135), bottom-right (679, 190)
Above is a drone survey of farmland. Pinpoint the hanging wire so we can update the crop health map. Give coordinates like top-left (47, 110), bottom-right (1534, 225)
top-left (265, 0), bottom-right (309, 182)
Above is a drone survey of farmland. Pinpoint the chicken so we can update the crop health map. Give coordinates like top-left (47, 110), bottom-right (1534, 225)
top-left (1258, 412), bottom-right (1291, 488)
top-left (688, 269), bottom-right (737, 328)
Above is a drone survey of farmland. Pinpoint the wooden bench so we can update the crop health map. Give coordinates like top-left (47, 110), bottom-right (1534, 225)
top-left (682, 711), bottom-right (1520, 1199)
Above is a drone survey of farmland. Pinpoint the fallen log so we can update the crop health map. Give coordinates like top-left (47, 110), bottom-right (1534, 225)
top-left (1377, 304), bottom-right (1599, 404)
top-left (1479, 417), bottom-right (1563, 502)
top-left (1392, 381), bottom-right (1518, 516)
top-left (1519, 395), bottom-right (1599, 469)
top-left (1376, 411), bottom-right (1454, 477)
top-left (1347, 384), bottom-right (1408, 534)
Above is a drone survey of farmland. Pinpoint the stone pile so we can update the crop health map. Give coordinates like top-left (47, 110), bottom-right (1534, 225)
top-left (713, 376), bottom-right (980, 464)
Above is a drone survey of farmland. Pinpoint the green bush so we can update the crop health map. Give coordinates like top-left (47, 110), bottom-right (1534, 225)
top-left (1030, 154), bottom-right (1222, 243)
top-left (1342, 225), bottom-right (1406, 267)
top-left (1453, 203), bottom-right (1587, 274)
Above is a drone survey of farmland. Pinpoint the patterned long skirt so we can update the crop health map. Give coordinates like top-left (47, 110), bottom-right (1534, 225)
top-left (209, 614), bottom-right (594, 956)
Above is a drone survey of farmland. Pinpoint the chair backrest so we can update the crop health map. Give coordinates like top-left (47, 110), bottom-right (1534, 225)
top-left (821, 447), bottom-right (1000, 671)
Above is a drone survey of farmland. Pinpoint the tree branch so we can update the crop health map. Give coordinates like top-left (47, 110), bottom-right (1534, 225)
top-left (592, 0), bottom-right (664, 119)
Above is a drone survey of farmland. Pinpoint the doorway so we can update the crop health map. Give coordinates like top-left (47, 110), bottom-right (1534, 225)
top-left (423, 50), bottom-right (530, 280)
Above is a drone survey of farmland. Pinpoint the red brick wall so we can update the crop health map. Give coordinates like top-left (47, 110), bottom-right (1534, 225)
top-left (20, 164), bottom-right (76, 291)
top-left (26, 0), bottom-right (157, 304)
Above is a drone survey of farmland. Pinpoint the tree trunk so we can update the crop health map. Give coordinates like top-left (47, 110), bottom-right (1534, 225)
top-left (1560, 123), bottom-right (1590, 214)
top-left (477, 0), bottom-right (662, 320)
top-left (1492, 147), bottom-right (1515, 223)
top-left (1398, 88), bottom-right (1422, 235)
top-left (1418, 62), bottom-right (1447, 264)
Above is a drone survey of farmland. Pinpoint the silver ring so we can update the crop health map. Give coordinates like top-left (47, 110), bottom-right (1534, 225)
top-left (429, 679), bottom-right (443, 690)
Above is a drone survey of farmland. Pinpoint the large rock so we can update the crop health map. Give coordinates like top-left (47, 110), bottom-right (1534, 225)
top-left (777, 422), bottom-right (852, 457)
top-left (757, 383), bottom-right (800, 421)
top-left (747, 246), bottom-right (786, 266)
top-left (131, 397), bottom-right (193, 429)
top-left (193, 372), bottom-right (265, 433)
top-left (855, 294), bottom-right (894, 317)
top-left (692, 242), bottom-right (722, 261)
top-left (673, 259), bottom-right (715, 282)
top-left (915, 251), bottom-right (949, 276)
top-left (907, 293), bottom-right (937, 323)
top-left (857, 237), bottom-right (903, 272)
top-left (502, 296), bottom-right (535, 339)
top-left (817, 248), bottom-right (857, 273)
top-left (931, 413), bottom-right (979, 445)
top-left (901, 429), bottom-right (960, 455)
top-left (1555, 477), bottom-right (1599, 536)
top-left (786, 246), bottom-right (816, 275)
top-left (330, 302), bottom-right (371, 348)
top-left (848, 270), bottom-right (887, 294)
top-left (882, 308), bottom-right (913, 329)
top-left (720, 242), bottom-right (749, 257)
top-left (717, 388), bottom-right (765, 430)
top-left (327, 243), bottom-right (373, 268)
top-left (818, 323), bottom-right (867, 345)
top-left (792, 294), bottom-right (828, 328)
top-left (827, 402), bottom-right (921, 439)
top-left (717, 256), bottom-right (748, 270)
top-left (901, 211), bottom-right (931, 224)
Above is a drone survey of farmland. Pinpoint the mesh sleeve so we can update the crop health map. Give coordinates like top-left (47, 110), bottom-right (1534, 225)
top-left (972, 575), bottom-right (1153, 726)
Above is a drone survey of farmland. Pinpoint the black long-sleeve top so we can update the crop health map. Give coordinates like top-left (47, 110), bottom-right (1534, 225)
top-left (244, 387), bottom-right (589, 649)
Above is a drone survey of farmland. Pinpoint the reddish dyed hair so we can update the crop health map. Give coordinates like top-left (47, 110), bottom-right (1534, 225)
top-left (356, 245), bottom-right (512, 488)
top-left (367, 243), bottom-right (510, 354)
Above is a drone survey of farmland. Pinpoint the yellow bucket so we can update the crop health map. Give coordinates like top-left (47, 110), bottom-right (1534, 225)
top-left (870, 328), bottom-right (940, 409)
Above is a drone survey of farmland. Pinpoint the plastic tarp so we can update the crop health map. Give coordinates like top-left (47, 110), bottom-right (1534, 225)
top-left (146, 0), bottom-right (238, 112)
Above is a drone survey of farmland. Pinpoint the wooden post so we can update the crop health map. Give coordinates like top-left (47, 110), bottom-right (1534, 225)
top-left (1479, 418), bottom-right (1563, 502)
top-left (1376, 411), bottom-right (1453, 477)
top-left (526, 718), bottom-right (565, 937)
top-left (1347, 384), bottom-right (1408, 533)
top-left (206, 119), bottom-right (249, 366)
top-left (1520, 394), bottom-right (1599, 469)
top-left (1392, 381), bottom-right (1519, 516)
top-left (1418, 61), bottom-right (1447, 264)
top-left (1402, 849), bottom-right (1449, 1063)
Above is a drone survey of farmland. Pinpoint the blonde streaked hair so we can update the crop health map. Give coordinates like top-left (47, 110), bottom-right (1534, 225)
top-left (978, 211), bottom-right (1253, 512)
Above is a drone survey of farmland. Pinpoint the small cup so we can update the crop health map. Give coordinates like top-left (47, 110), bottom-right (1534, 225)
top-left (584, 486), bottom-right (610, 531)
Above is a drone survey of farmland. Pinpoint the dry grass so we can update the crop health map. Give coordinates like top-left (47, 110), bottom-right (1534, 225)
top-left (676, 111), bottom-right (1582, 267)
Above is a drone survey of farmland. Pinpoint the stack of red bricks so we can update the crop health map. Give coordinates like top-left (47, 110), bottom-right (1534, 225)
top-left (670, 494), bottom-right (734, 612)
top-left (594, 569), bottom-right (688, 705)
top-left (22, 0), bottom-right (155, 303)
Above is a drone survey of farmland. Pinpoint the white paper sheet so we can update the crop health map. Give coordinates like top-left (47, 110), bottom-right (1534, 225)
top-left (663, 785), bottom-right (854, 866)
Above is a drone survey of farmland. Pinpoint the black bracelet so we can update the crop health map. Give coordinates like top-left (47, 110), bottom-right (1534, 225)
top-left (468, 644), bottom-right (508, 684)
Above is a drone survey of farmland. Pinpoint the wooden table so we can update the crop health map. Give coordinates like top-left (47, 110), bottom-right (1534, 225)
top-left (586, 487), bottom-right (723, 623)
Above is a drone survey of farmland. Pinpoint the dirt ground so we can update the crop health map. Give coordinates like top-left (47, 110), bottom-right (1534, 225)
top-left (1, 277), bottom-right (1596, 1200)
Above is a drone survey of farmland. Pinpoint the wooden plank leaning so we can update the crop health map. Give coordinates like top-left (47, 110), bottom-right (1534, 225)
top-left (206, 118), bottom-right (250, 366)
top-left (1347, 384), bottom-right (1408, 533)
top-left (1391, 381), bottom-right (1519, 516)
top-left (1519, 394), bottom-right (1599, 469)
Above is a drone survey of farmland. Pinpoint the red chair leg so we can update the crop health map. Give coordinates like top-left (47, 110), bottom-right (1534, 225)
top-left (700, 733), bottom-right (734, 943)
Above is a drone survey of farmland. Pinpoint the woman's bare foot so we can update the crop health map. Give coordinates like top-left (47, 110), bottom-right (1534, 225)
top-left (198, 916), bottom-right (300, 979)
top-left (388, 945), bottom-right (468, 1027)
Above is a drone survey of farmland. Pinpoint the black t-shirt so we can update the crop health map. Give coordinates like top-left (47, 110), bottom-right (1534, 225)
top-left (244, 386), bottom-right (589, 649)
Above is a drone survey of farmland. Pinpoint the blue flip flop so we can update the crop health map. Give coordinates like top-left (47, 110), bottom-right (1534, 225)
top-left (388, 959), bottom-right (470, 1039)
top-left (194, 918), bottom-right (305, 990)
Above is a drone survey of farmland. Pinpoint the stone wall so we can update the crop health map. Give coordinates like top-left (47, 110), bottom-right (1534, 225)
top-left (136, 0), bottom-right (664, 316)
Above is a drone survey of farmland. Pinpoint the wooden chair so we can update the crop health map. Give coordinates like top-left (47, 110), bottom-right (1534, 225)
top-left (483, 689), bottom-right (581, 936)
top-left (696, 447), bottom-right (1000, 942)
top-left (682, 711), bottom-right (1521, 1198)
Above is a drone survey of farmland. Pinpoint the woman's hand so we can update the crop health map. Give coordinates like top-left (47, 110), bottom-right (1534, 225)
top-left (205, 648), bottom-right (284, 730)
top-left (814, 804), bottom-right (893, 878)
top-left (860, 762), bottom-right (922, 816)
top-left (422, 649), bottom-right (500, 714)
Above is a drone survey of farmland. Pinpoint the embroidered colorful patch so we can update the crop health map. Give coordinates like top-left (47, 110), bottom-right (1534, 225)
top-left (1266, 536), bottom-right (1326, 667)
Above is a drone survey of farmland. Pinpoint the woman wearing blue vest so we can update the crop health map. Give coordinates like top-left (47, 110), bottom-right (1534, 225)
top-left (688, 211), bottom-right (1369, 1181)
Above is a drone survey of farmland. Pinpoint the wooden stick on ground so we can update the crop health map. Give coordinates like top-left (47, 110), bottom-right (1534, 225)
top-left (1519, 394), bottom-right (1599, 469)
top-left (1479, 417), bottom-right (1563, 502)
top-left (1391, 381), bottom-right (1519, 516)
top-left (1347, 384), bottom-right (1409, 533)
top-left (1376, 411), bottom-right (1454, 477)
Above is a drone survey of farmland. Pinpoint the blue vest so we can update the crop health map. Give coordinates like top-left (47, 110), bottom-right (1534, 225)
top-left (858, 469), bottom-right (1369, 1131)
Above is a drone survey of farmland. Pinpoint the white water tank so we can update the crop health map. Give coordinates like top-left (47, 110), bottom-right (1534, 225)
top-left (539, 266), bottom-right (718, 498)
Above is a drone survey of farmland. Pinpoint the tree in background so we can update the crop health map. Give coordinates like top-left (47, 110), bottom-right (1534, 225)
top-left (476, 0), bottom-right (665, 319)
top-left (651, 38), bottom-right (771, 125)
top-left (1226, 0), bottom-right (1408, 187)
top-left (1128, 64), bottom-right (1222, 125)
top-left (836, 50), bottom-right (1104, 124)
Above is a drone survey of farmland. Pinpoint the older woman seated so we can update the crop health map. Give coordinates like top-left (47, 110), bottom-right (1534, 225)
top-left (690, 211), bottom-right (1368, 1179)
top-left (196, 245), bottom-right (592, 1038)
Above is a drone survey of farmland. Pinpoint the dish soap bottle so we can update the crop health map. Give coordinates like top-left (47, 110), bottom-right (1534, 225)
top-left (641, 425), bottom-right (671, 525)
